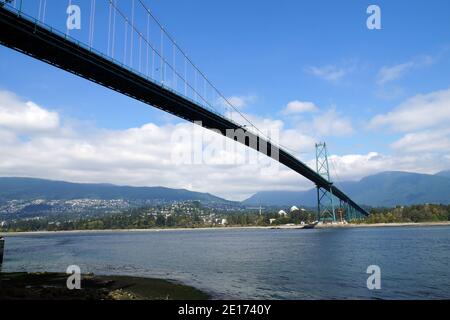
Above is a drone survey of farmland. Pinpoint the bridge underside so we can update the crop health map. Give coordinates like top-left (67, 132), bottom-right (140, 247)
top-left (0, 6), bottom-right (368, 217)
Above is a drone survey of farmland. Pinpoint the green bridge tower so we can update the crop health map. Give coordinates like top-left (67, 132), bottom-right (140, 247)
top-left (315, 142), bottom-right (336, 222)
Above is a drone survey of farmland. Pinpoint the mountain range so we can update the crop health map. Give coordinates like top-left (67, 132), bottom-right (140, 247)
top-left (244, 171), bottom-right (450, 207)
top-left (1, 170), bottom-right (450, 209)
top-left (0, 177), bottom-right (230, 204)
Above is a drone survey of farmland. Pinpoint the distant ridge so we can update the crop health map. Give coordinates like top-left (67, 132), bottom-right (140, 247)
top-left (436, 170), bottom-right (450, 178)
top-left (0, 177), bottom-right (231, 204)
top-left (2, 170), bottom-right (450, 209)
top-left (243, 171), bottom-right (450, 207)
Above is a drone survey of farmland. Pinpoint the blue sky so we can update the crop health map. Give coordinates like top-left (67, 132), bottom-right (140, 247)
top-left (0, 0), bottom-right (450, 200)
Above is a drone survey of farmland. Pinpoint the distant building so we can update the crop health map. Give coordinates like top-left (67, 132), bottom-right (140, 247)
top-left (269, 219), bottom-right (277, 224)
top-left (290, 206), bottom-right (299, 212)
top-left (278, 210), bottom-right (287, 217)
top-left (0, 221), bottom-right (6, 227)
top-left (221, 219), bottom-right (227, 225)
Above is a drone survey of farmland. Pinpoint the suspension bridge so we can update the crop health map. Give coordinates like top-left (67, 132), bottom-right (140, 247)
top-left (0, 0), bottom-right (369, 221)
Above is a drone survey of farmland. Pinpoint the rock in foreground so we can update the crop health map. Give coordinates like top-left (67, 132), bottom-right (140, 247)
top-left (0, 272), bottom-right (209, 300)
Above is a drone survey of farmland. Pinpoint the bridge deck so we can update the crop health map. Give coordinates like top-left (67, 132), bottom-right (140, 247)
top-left (0, 6), bottom-right (368, 216)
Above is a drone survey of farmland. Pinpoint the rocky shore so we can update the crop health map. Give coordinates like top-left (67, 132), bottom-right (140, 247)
top-left (0, 272), bottom-right (210, 300)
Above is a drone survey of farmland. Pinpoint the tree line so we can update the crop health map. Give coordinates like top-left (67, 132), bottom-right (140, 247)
top-left (1, 204), bottom-right (449, 232)
top-left (363, 204), bottom-right (450, 224)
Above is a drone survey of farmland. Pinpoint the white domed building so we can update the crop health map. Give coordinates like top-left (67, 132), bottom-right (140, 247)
top-left (290, 206), bottom-right (299, 213)
top-left (278, 210), bottom-right (287, 217)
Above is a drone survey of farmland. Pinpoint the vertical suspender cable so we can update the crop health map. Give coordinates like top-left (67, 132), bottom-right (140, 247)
top-left (123, 18), bottom-right (128, 64)
top-left (203, 78), bottom-right (206, 108)
top-left (89, 0), bottom-right (92, 46)
top-left (130, 0), bottom-right (134, 67)
top-left (42, 0), bottom-right (47, 23)
top-left (160, 28), bottom-right (164, 84)
top-left (89, 0), bottom-right (92, 45)
top-left (173, 43), bottom-right (176, 91)
top-left (92, 0), bottom-right (96, 46)
top-left (89, 0), bottom-right (96, 47)
top-left (146, 13), bottom-right (150, 77)
top-left (67, 0), bottom-right (72, 35)
top-left (38, 0), bottom-right (47, 23)
top-left (184, 57), bottom-right (187, 96)
top-left (107, 0), bottom-right (112, 56)
top-left (195, 70), bottom-right (197, 102)
top-left (151, 40), bottom-right (155, 80)
top-left (152, 44), bottom-right (155, 80)
top-left (38, 0), bottom-right (42, 21)
top-left (139, 34), bottom-right (142, 73)
top-left (111, 0), bottom-right (116, 59)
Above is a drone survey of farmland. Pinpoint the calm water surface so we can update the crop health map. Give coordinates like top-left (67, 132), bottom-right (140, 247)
top-left (2, 226), bottom-right (450, 299)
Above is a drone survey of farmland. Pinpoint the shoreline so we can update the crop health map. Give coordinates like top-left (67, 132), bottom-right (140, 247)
top-left (315, 221), bottom-right (450, 228)
top-left (2, 221), bottom-right (450, 236)
top-left (0, 272), bottom-right (210, 300)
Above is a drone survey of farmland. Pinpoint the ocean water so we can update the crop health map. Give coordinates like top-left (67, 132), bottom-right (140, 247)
top-left (2, 226), bottom-right (450, 299)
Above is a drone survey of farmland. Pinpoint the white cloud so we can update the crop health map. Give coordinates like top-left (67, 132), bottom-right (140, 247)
top-left (328, 152), bottom-right (450, 181)
top-left (282, 100), bottom-right (318, 115)
top-left (307, 65), bottom-right (350, 82)
top-left (368, 87), bottom-right (450, 132)
top-left (226, 96), bottom-right (354, 143)
top-left (3, 91), bottom-right (447, 201)
top-left (220, 95), bottom-right (256, 109)
top-left (327, 152), bottom-right (386, 181)
top-left (0, 91), bottom-right (320, 200)
top-left (377, 62), bottom-right (414, 85)
top-left (370, 87), bottom-right (450, 169)
top-left (0, 91), bottom-right (59, 133)
top-left (311, 108), bottom-right (354, 136)
top-left (281, 100), bottom-right (353, 138)
top-left (391, 128), bottom-right (450, 153)
top-left (376, 55), bottom-right (435, 85)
